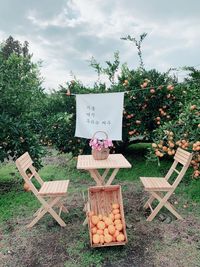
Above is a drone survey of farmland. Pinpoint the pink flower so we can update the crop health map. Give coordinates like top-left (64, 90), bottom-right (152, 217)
top-left (89, 137), bottom-right (113, 151)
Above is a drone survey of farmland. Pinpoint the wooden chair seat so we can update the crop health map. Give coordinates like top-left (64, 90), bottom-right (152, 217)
top-left (38, 180), bottom-right (69, 196)
top-left (140, 177), bottom-right (173, 191)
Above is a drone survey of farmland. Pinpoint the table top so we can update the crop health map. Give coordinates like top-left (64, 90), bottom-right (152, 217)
top-left (77, 154), bottom-right (132, 170)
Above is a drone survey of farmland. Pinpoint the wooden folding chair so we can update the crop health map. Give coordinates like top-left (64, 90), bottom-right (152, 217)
top-left (16, 152), bottom-right (69, 228)
top-left (140, 148), bottom-right (193, 221)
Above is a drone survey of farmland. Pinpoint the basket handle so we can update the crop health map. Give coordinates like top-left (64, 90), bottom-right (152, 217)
top-left (92, 131), bottom-right (108, 140)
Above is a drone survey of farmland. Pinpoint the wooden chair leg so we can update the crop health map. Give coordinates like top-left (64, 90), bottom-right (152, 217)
top-left (33, 207), bottom-right (43, 217)
top-left (144, 195), bottom-right (155, 209)
top-left (146, 200), bottom-right (165, 221)
top-left (28, 197), bottom-right (66, 228)
top-left (164, 201), bottom-right (183, 220)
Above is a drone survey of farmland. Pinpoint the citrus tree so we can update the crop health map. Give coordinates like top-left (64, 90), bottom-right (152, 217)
top-left (149, 69), bottom-right (200, 178)
top-left (0, 36), bottom-right (45, 168)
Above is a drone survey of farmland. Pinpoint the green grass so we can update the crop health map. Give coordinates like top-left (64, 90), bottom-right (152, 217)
top-left (0, 143), bottom-right (199, 224)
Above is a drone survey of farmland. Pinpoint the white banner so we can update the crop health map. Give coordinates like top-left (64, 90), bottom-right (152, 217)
top-left (75, 92), bottom-right (124, 140)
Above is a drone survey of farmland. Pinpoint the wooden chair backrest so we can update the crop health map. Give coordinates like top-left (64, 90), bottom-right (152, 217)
top-left (165, 148), bottom-right (193, 189)
top-left (16, 152), bottom-right (44, 195)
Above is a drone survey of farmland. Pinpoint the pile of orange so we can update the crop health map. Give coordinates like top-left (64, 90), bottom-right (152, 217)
top-left (88, 203), bottom-right (125, 245)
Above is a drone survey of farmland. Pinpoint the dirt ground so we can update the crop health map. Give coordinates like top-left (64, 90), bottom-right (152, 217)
top-left (1, 182), bottom-right (200, 267)
top-left (0, 154), bottom-right (200, 267)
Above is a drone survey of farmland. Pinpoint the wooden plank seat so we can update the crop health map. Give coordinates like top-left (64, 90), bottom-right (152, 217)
top-left (38, 180), bottom-right (69, 196)
top-left (140, 148), bottom-right (193, 221)
top-left (140, 177), bottom-right (173, 191)
top-left (16, 152), bottom-right (70, 228)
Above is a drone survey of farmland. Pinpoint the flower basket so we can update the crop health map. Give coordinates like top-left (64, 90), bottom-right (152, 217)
top-left (90, 131), bottom-right (113, 160)
top-left (92, 147), bottom-right (110, 160)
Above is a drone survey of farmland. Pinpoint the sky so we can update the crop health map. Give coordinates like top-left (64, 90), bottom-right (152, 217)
top-left (0, 0), bottom-right (200, 91)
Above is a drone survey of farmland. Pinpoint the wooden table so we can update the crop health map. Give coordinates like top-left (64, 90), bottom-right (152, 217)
top-left (77, 154), bottom-right (132, 186)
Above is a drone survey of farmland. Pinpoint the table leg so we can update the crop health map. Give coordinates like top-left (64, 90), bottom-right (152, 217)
top-left (88, 169), bottom-right (102, 185)
top-left (93, 169), bottom-right (105, 185)
top-left (106, 168), bottom-right (119, 185)
top-left (102, 168), bottom-right (110, 180)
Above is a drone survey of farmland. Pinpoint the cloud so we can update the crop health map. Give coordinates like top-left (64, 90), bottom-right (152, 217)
top-left (0, 0), bottom-right (200, 90)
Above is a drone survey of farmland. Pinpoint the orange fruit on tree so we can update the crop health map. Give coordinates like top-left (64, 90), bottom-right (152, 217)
top-left (143, 82), bottom-right (148, 88)
top-left (97, 221), bottom-right (106, 230)
top-left (93, 234), bottom-right (100, 244)
top-left (108, 225), bottom-right (116, 235)
top-left (152, 143), bottom-right (157, 148)
top-left (91, 215), bottom-right (99, 225)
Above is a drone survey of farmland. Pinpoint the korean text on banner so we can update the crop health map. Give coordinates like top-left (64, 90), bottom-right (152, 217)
top-left (75, 92), bottom-right (124, 140)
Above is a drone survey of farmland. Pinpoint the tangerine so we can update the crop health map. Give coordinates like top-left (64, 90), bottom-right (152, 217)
top-left (91, 215), bottom-right (99, 225)
top-left (98, 214), bottom-right (103, 220)
top-left (104, 228), bottom-right (109, 235)
top-left (114, 214), bottom-right (121, 220)
top-left (109, 213), bottom-right (115, 221)
top-left (115, 223), bottom-right (123, 231)
top-left (104, 217), bottom-right (113, 226)
top-left (91, 227), bottom-right (97, 234)
top-left (92, 234), bottom-right (100, 244)
top-left (97, 221), bottom-right (106, 230)
top-left (112, 209), bottom-right (120, 215)
top-left (116, 233), bottom-right (125, 242)
top-left (113, 230), bottom-right (120, 238)
top-left (97, 229), bottom-right (104, 235)
top-left (23, 183), bottom-right (30, 192)
top-left (99, 235), bottom-right (104, 244)
top-left (114, 219), bottom-right (122, 225)
top-left (112, 203), bottom-right (120, 209)
top-left (108, 225), bottom-right (115, 235)
top-left (104, 234), bottom-right (112, 243)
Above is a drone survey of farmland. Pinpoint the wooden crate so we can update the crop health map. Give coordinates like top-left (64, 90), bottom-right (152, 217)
top-left (87, 185), bottom-right (128, 247)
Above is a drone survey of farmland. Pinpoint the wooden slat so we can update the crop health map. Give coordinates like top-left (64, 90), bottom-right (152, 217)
top-left (140, 177), bottom-right (172, 191)
top-left (174, 155), bottom-right (188, 165)
top-left (38, 180), bottom-right (69, 196)
top-left (176, 148), bottom-right (191, 156)
top-left (77, 154), bottom-right (131, 170)
top-left (172, 168), bottom-right (180, 174)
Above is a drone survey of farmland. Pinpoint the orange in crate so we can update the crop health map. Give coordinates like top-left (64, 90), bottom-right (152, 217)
top-left (87, 185), bottom-right (128, 247)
